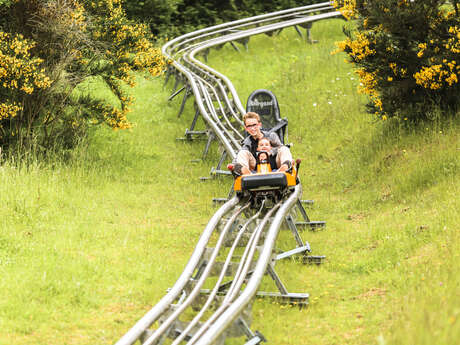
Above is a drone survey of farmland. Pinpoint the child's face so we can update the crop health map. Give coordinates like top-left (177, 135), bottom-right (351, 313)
top-left (257, 138), bottom-right (271, 152)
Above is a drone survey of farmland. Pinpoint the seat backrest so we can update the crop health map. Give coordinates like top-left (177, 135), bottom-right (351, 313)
top-left (246, 89), bottom-right (281, 128)
top-left (246, 89), bottom-right (287, 143)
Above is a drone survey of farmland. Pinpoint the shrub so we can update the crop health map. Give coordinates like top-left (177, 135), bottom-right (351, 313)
top-left (332, 0), bottom-right (460, 122)
top-left (0, 0), bottom-right (166, 152)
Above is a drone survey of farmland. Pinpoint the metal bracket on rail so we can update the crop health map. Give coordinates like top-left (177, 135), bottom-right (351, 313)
top-left (198, 47), bottom-right (211, 62)
top-left (177, 104), bottom-right (208, 142)
top-left (277, 213), bottom-right (326, 265)
top-left (238, 318), bottom-right (266, 344)
top-left (177, 85), bottom-right (192, 118)
top-left (201, 148), bottom-right (235, 181)
top-left (169, 71), bottom-right (183, 96)
top-left (163, 65), bottom-right (174, 89)
top-left (212, 182), bottom-right (235, 206)
top-left (200, 151), bottom-right (232, 183)
top-left (275, 241), bottom-right (310, 260)
top-left (150, 303), bottom-right (255, 345)
top-left (199, 253), bottom-right (311, 307)
top-left (209, 150), bottom-right (232, 176)
top-left (168, 84), bottom-right (185, 101)
top-left (244, 331), bottom-right (266, 345)
top-left (213, 192), bottom-right (316, 208)
top-left (294, 22), bottom-right (318, 44)
top-left (254, 258), bottom-right (309, 307)
top-left (295, 199), bottom-right (326, 230)
top-left (226, 29), bottom-right (250, 51)
top-left (210, 255), bottom-right (311, 307)
top-left (264, 29), bottom-right (282, 37)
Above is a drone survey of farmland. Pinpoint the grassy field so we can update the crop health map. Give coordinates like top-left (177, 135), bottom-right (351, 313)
top-left (0, 18), bottom-right (459, 345)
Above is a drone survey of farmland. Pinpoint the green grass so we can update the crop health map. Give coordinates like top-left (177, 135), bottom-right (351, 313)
top-left (0, 18), bottom-right (459, 345)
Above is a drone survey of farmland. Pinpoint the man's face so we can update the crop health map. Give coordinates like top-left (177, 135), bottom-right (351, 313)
top-left (244, 118), bottom-right (261, 138)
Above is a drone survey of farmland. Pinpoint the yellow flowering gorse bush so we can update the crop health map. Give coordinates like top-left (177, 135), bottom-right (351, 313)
top-left (84, 0), bottom-right (167, 131)
top-left (0, 32), bottom-right (51, 121)
top-left (413, 23), bottom-right (460, 91)
top-left (335, 32), bottom-right (376, 62)
top-left (332, 0), bottom-right (357, 20)
top-left (0, 0), bottom-right (166, 150)
top-left (333, 0), bottom-right (460, 122)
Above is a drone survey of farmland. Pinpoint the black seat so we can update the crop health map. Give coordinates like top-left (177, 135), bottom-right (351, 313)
top-left (246, 89), bottom-right (288, 144)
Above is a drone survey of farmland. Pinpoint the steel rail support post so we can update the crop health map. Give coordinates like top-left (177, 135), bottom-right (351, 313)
top-left (189, 104), bottom-right (201, 132)
top-left (285, 214), bottom-right (304, 247)
top-left (171, 74), bottom-right (181, 95)
top-left (177, 86), bottom-right (191, 118)
top-left (295, 198), bottom-right (326, 229)
top-left (181, 105), bottom-right (207, 140)
top-left (168, 85), bottom-right (185, 101)
top-left (230, 41), bottom-right (240, 52)
top-left (238, 318), bottom-right (266, 344)
top-left (266, 262), bottom-right (289, 295)
top-left (296, 198), bottom-right (310, 222)
top-left (163, 66), bottom-right (173, 89)
top-left (294, 24), bottom-right (303, 39)
top-left (202, 132), bottom-right (214, 160)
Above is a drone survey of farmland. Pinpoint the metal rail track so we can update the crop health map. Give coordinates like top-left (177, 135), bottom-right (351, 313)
top-left (116, 3), bottom-right (339, 345)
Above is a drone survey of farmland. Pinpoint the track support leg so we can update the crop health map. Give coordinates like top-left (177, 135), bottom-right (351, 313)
top-left (177, 86), bottom-right (191, 118)
top-left (295, 199), bottom-right (326, 230)
top-left (238, 318), bottom-right (266, 344)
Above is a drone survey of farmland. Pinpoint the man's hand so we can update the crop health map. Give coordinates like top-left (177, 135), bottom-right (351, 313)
top-left (278, 163), bottom-right (289, 172)
top-left (278, 160), bottom-right (293, 172)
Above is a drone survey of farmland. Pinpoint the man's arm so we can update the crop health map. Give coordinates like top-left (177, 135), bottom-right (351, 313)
top-left (267, 132), bottom-right (282, 148)
top-left (241, 136), bottom-right (253, 151)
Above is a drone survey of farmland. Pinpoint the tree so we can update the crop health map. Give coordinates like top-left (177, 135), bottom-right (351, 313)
top-left (333, 0), bottom-right (460, 122)
top-left (0, 0), bottom-right (166, 152)
top-left (122, 0), bottom-right (322, 38)
top-left (119, 0), bottom-right (182, 37)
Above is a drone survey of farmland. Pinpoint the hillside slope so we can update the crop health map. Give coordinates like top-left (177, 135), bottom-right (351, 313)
top-left (0, 18), bottom-right (458, 345)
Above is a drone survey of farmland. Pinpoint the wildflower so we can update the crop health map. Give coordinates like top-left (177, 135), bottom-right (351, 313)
top-left (389, 63), bottom-right (397, 74)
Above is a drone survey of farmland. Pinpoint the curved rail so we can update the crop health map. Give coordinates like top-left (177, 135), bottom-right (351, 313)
top-left (162, 2), bottom-right (340, 160)
top-left (117, 3), bottom-right (337, 344)
top-left (195, 185), bottom-right (301, 345)
top-left (116, 196), bottom-right (240, 345)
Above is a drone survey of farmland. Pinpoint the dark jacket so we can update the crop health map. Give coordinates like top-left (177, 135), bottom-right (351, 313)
top-left (240, 130), bottom-right (282, 171)
top-left (241, 130), bottom-right (282, 157)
